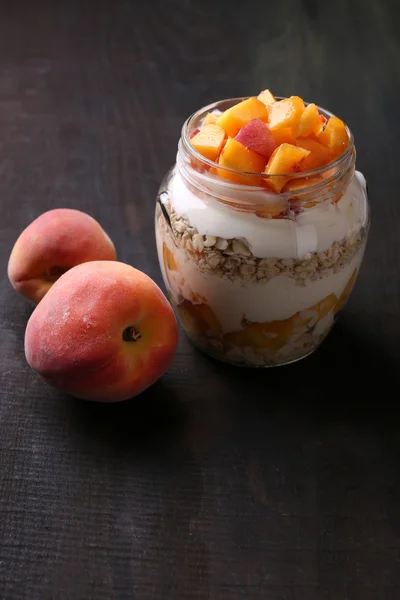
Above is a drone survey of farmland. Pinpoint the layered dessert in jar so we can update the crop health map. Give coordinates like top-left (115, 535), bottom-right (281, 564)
top-left (155, 89), bottom-right (369, 367)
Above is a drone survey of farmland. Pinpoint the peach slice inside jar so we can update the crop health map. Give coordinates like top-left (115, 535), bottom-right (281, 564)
top-left (336, 268), bottom-right (357, 313)
top-left (224, 293), bottom-right (338, 354)
top-left (177, 299), bottom-right (223, 338)
top-left (162, 242), bottom-right (178, 272)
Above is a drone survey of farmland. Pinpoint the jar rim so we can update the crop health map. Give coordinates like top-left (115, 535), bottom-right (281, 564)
top-left (181, 96), bottom-right (355, 188)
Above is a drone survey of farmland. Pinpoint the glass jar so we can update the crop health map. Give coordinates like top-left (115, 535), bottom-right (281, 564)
top-left (155, 98), bottom-right (370, 367)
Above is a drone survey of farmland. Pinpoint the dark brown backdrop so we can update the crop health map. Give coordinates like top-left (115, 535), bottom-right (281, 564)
top-left (1, 1), bottom-right (399, 598)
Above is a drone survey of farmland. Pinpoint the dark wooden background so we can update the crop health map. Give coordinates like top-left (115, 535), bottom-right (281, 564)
top-left (1, 1), bottom-right (400, 598)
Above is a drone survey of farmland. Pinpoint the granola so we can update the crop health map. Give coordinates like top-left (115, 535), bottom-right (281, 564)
top-left (159, 197), bottom-right (366, 285)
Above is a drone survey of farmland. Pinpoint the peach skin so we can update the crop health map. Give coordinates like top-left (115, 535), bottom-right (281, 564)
top-left (8, 208), bottom-right (117, 303)
top-left (24, 261), bottom-right (178, 402)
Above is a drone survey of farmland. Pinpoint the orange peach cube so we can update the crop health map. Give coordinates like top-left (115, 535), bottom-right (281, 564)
top-left (217, 97), bottom-right (269, 138)
top-left (315, 114), bottom-right (327, 136)
top-left (257, 89), bottom-right (276, 106)
top-left (295, 103), bottom-right (321, 137)
top-left (296, 137), bottom-right (332, 171)
top-left (318, 116), bottom-right (349, 156)
top-left (283, 175), bottom-right (324, 192)
top-left (217, 137), bottom-right (267, 185)
top-left (267, 96), bottom-right (305, 131)
top-left (190, 123), bottom-right (226, 161)
top-left (263, 143), bottom-right (310, 193)
top-left (271, 127), bottom-right (297, 146)
top-left (203, 112), bottom-right (219, 126)
top-left (255, 198), bottom-right (288, 218)
top-left (283, 175), bottom-right (327, 207)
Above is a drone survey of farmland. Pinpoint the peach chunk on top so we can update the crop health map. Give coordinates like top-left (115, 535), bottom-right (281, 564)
top-left (270, 127), bottom-right (297, 147)
top-left (257, 89), bottom-right (276, 106)
top-left (296, 137), bottom-right (333, 171)
top-left (263, 143), bottom-right (310, 193)
top-left (282, 175), bottom-right (325, 192)
top-left (295, 103), bottom-right (322, 137)
top-left (235, 119), bottom-right (276, 159)
top-left (190, 123), bottom-right (226, 161)
top-left (217, 97), bottom-right (269, 138)
top-left (267, 96), bottom-right (305, 131)
top-left (318, 116), bottom-right (349, 156)
top-left (203, 112), bottom-right (219, 126)
top-left (216, 138), bottom-right (267, 185)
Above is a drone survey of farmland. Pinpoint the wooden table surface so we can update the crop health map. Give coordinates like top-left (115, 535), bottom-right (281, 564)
top-left (1, 1), bottom-right (400, 598)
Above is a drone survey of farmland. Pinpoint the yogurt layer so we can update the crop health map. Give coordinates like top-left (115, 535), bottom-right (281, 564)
top-left (170, 169), bottom-right (367, 259)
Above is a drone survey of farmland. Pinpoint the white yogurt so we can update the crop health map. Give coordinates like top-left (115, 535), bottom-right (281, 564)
top-left (170, 169), bottom-right (367, 259)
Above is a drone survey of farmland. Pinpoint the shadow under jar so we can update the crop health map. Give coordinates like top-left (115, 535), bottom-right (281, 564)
top-left (155, 98), bottom-right (370, 367)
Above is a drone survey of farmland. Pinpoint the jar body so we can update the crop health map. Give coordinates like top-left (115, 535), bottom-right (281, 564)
top-left (155, 104), bottom-right (369, 367)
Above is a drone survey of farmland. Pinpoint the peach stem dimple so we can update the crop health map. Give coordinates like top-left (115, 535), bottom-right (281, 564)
top-left (122, 326), bottom-right (141, 342)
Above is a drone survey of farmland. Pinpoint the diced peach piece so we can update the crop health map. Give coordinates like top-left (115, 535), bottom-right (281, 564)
top-left (316, 114), bottom-right (327, 136)
top-left (255, 196), bottom-right (289, 218)
top-left (267, 96), bottom-right (305, 131)
top-left (336, 269), bottom-right (357, 313)
top-left (295, 103), bottom-right (321, 137)
top-left (318, 116), bottom-right (349, 156)
top-left (283, 175), bottom-right (327, 208)
top-left (235, 119), bottom-right (276, 159)
top-left (263, 143), bottom-right (310, 193)
top-left (257, 89), bottom-right (276, 106)
top-left (271, 127), bottom-right (297, 146)
top-left (296, 137), bottom-right (333, 171)
top-left (190, 128), bottom-right (200, 139)
top-left (190, 123), bottom-right (226, 161)
top-left (283, 175), bottom-right (324, 192)
top-left (178, 300), bottom-right (223, 338)
top-left (203, 112), bottom-right (219, 126)
top-left (305, 115), bottom-right (328, 141)
top-left (217, 97), bottom-right (268, 138)
top-left (217, 137), bottom-right (267, 185)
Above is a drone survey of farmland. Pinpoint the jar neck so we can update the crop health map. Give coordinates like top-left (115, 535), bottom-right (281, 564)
top-left (177, 97), bottom-right (356, 214)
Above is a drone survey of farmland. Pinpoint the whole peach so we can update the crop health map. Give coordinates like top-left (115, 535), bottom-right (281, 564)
top-left (8, 208), bottom-right (117, 303)
top-left (24, 261), bottom-right (178, 402)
